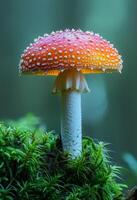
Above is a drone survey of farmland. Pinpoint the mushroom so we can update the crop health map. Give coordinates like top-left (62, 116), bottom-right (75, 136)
top-left (19, 29), bottom-right (123, 158)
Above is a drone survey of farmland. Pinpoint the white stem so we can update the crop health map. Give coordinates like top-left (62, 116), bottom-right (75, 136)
top-left (53, 69), bottom-right (90, 158)
top-left (61, 90), bottom-right (82, 158)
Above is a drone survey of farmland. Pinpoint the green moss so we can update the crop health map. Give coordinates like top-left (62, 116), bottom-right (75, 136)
top-left (0, 115), bottom-right (127, 200)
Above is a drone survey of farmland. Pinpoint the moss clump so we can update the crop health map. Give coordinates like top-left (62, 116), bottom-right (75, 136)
top-left (0, 115), bottom-right (127, 200)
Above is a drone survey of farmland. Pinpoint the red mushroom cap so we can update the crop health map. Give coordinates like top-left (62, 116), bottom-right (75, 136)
top-left (19, 29), bottom-right (123, 76)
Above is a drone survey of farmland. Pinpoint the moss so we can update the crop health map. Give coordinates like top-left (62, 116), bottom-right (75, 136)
top-left (0, 114), bottom-right (127, 200)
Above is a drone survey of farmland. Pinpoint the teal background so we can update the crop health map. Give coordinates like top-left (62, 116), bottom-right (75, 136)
top-left (0, 0), bottom-right (137, 185)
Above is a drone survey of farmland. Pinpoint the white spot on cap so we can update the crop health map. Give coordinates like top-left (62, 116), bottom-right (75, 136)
top-left (38, 36), bottom-right (42, 40)
top-left (69, 49), bottom-right (73, 52)
top-left (34, 38), bottom-right (38, 42)
top-left (102, 68), bottom-right (106, 72)
top-left (118, 55), bottom-right (122, 59)
top-left (86, 31), bottom-right (91, 34)
top-left (58, 50), bottom-right (63, 53)
top-left (44, 33), bottom-right (49, 37)
top-left (21, 54), bottom-right (24, 58)
top-left (48, 58), bottom-right (53, 61)
top-left (19, 59), bottom-right (23, 67)
top-left (70, 63), bottom-right (75, 67)
top-left (48, 52), bottom-right (52, 56)
top-left (78, 29), bottom-right (82, 32)
top-left (51, 47), bottom-right (56, 50)
top-left (65, 29), bottom-right (69, 32)
top-left (118, 64), bottom-right (123, 73)
top-left (24, 61), bottom-right (28, 66)
top-left (59, 45), bottom-right (63, 48)
top-left (95, 33), bottom-right (100, 37)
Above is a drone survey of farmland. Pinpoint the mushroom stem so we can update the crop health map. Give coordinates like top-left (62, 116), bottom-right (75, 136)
top-left (61, 90), bottom-right (82, 158)
top-left (53, 69), bottom-right (90, 158)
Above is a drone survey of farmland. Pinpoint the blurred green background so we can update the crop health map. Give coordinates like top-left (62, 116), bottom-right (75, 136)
top-left (0, 0), bottom-right (137, 186)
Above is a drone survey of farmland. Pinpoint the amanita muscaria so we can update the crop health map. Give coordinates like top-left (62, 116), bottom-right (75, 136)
top-left (19, 29), bottom-right (123, 158)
